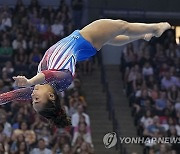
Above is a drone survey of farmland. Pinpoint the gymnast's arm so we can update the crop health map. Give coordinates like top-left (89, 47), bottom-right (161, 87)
top-left (0, 70), bottom-right (73, 105)
top-left (13, 70), bottom-right (73, 87)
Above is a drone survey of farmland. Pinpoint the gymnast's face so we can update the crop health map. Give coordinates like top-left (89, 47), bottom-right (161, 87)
top-left (31, 84), bottom-right (55, 112)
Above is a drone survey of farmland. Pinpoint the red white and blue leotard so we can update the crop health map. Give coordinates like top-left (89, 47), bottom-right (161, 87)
top-left (0, 30), bottom-right (97, 104)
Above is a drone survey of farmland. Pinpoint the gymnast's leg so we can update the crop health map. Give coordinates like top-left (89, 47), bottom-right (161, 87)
top-left (80, 19), bottom-right (171, 50)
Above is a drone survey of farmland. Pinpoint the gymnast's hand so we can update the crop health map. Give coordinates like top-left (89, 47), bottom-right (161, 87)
top-left (13, 76), bottom-right (32, 87)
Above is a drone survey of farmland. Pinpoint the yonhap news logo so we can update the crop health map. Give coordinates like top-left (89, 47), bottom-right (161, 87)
top-left (103, 133), bottom-right (180, 149)
top-left (103, 132), bottom-right (117, 148)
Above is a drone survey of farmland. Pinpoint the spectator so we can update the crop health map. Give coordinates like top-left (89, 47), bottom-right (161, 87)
top-left (12, 34), bottom-right (27, 51)
top-left (61, 144), bottom-right (72, 154)
top-left (142, 62), bottom-right (154, 77)
top-left (72, 122), bottom-right (92, 146)
top-left (155, 91), bottom-right (167, 115)
top-left (0, 79), bottom-right (10, 93)
top-left (10, 134), bottom-right (26, 154)
top-left (2, 61), bottom-right (14, 78)
top-left (72, 105), bottom-right (90, 127)
top-left (51, 18), bottom-right (64, 37)
top-left (30, 138), bottom-right (51, 154)
top-left (12, 121), bottom-right (36, 146)
top-left (36, 17), bottom-right (48, 34)
top-left (167, 85), bottom-right (180, 104)
top-left (16, 141), bottom-right (29, 154)
top-left (0, 39), bottom-right (13, 60)
top-left (0, 12), bottom-right (12, 30)
top-left (78, 142), bottom-right (94, 154)
top-left (12, 113), bottom-right (24, 130)
top-left (0, 114), bottom-right (12, 141)
top-left (69, 90), bottom-right (87, 113)
top-left (14, 48), bottom-right (28, 66)
top-left (161, 72), bottom-right (179, 90)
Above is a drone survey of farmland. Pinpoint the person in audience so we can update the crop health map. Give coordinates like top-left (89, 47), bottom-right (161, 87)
top-left (72, 122), bottom-right (92, 146)
top-left (30, 138), bottom-right (51, 154)
top-left (12, 121), bottom-right (36, 146)
top-left (72, 105), bottom-right (90, 127)
top-left (10, 134), bottom-right (26, 154)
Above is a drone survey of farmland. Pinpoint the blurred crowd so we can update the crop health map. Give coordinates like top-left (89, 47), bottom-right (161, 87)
top-left (121, 30), bottom-right (180, 154)
top-left (0, 0), bottom-right (95, 153)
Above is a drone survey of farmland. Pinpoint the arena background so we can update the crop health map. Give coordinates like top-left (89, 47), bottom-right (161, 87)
top-left (0, 0), bottom-right (179, 154)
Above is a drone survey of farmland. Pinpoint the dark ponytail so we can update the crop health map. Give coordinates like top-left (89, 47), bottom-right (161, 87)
top-left (38, 91), bottom-right (71, 128)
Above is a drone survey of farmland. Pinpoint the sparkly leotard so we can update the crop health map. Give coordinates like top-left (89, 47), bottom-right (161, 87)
top-left (0, 30), bottom-right (97, 105)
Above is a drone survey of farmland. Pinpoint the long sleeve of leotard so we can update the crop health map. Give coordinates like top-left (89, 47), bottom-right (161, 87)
top-left (0, 87), bottom-right (33, 105)
top-left (0, 69), bottom-right (73, 105)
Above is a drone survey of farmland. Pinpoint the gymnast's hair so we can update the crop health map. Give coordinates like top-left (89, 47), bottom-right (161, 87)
top-left (38, 90), bottom-right (71, 128)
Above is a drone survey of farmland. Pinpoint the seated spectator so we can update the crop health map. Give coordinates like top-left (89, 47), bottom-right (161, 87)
top-left (0, 39), bottom-right (13, 60)
top-left (73, 115), bottom-right (91, 134)
top-left (155, 144), bottom-right (170, 154)
top-left (52, 132), bottom-right (71, 154)
top-left (30, 138), bottom-right (51, 154)
top-left (1, 71), bottom-right (13, 86)
top-left (149, 84), bottom-right (159, 101)
top-left (140, 110), bottom-right (154, 130)
top-left (12, 33), bottom-right (27, 51)
top-left (159, 63), bottom-right (169, 77)
top-left (72, 105), bottom-right (90, 127)
top-left (78, 142), bottom-right (94, 154)
top-left (72, 136), bottom-right (84, 153)
top-left (132, 73), bottom-right (144, 92)
top-left (142, 62), bottom-right (154, 77)
top-left (29, 47), bottom-right (42, 75)
top-left (159, 109), bottom-right (170, 131)
top-left (167, 85), bottom-right (180, 104)
top-left (143, 116), bottom-right (165, 137)
top-left (36, 126), bottom-right (52, 146)
top-left (12, 113), bottom-right (24, 130)
top-left (161, 72), bottom-right (179, 90)
top-left (154, 45), bottom-right (167, 65)
top-left (2, 61), bottom-right (14, 78)
top-left (0, 114), bottom-right (12, 142)
top-left (16, 141), bottom-right (28, 154)
top-left (12, 121), bottom-right (36, 146)
top-left (61, 144), bottom-right (72, 154)
top-left (155, 91), bottom-right (167, 115)
top-left (29, 47), bottom-right (42, 66)
top-left (31, 115), bottom-right (46, 132)
top-left (0, 12), bottom-right (12, 30)
top-left (14, 48), bottom-right (28, 74)
top-left (0, 123), bottom-right (9, 153)
top-left (69, 90), bottom-right (87, 113)
top-left (51, 18), bottom-right (64, 37)
top-left (36, 17), bottom-right (48, 34)
top-left (0, 79), bottom-right (10, 93)
top-left (10, 134), bottom-right (26, 154)
top-left (72, 122), bottom-right (92, 146)
top-left (28, 8), bottom-right (40, 27)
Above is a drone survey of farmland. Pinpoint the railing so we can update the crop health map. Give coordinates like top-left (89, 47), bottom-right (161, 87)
top-left (99, 52), bottom-right (127, 154)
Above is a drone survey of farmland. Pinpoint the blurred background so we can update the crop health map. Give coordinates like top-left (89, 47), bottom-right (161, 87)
top-left (0, 0), bottom-right (179, 154)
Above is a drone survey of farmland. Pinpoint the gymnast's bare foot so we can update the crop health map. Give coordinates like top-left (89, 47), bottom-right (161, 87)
top-left (143, 33), bottom-right (154, 41)
top-left (154, 22), bottom-right (171, 37)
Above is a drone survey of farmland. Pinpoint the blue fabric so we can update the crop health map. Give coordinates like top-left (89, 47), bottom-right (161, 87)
top-left (59, 30), bottom-right (97, 62)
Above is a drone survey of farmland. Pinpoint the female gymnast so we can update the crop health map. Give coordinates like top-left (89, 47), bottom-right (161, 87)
top-left (0, 19), bottom-right (171, 128)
